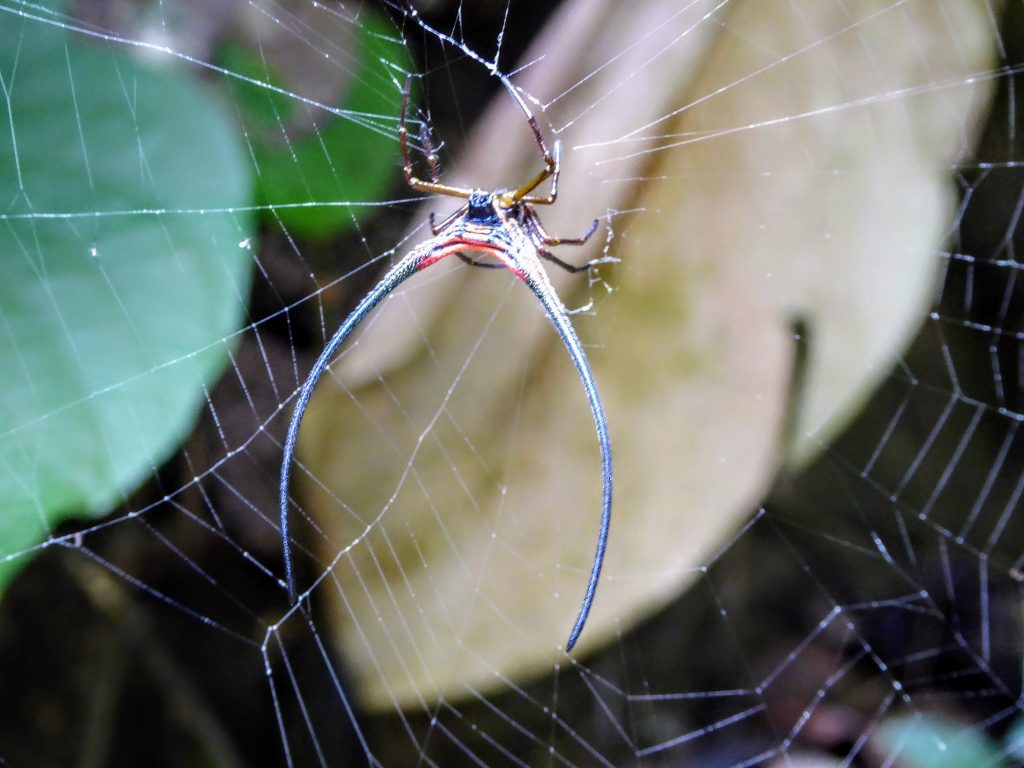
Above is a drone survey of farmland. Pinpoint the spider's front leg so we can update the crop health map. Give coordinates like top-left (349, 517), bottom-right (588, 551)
top-left (400, 75), bottom-right (474, 200)
top-left (512, 138), bottom-right (559, 205)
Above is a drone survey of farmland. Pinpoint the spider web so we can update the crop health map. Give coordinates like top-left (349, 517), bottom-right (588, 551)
top-left (1, 1), bottom-right (1022, 766)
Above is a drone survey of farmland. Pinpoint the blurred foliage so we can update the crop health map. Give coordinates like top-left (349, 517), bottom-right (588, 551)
top-left (1005, 713), bottom-right (1024, 762)
top-left (874, 713), bottom-right (1011, 768)
top-left (0, 1), bottom-right (406, 593)
top-left (0, 0), bottom-right (252, 589)
top-left (222, 10), bottom-right (411, 239)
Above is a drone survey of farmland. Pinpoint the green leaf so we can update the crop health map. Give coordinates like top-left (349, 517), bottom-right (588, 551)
top-left (225, 11), bottom-right (410, 239)
top-left (875, 714), bottom-right (1006, 768)
top-left (0, 4), bottom-right (253, 586)
top-left (1004, 713), bottom-right (1024, 762)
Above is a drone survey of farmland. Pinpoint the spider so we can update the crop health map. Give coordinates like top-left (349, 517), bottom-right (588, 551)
top-left (279, 75), bottom-right (612, 653)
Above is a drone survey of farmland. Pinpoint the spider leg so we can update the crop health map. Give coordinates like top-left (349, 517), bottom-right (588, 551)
top-left (457, 253), bottom-right (505, 269)
top-left (502, 84), bottom-right (557, 204)
top-left (420, 121), bottom-right (441, 183)
top-left (519, 139), bottom-right (561, 206)
top-left (430, 204), bottom-right (469, 236)
top-left (401, 76), bottom-right (474, 199)
top-left (538, 248), bottom-right (592, 274)
top-left (279, 243), bottom-right (432, 605)
top-left (529, 207), bottom-right (600, 247)
top-left (523, 209), bottom-right (601, 273)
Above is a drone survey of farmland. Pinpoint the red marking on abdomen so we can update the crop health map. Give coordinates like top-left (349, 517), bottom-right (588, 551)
top-left (417, 238), bottom-right (527, 280)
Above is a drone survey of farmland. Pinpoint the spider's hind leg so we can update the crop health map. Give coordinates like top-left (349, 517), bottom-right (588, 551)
top-left (533, 212), bottom-right (599, 248)
top-left (538, 248), bottom-right (592, 274)
top-left (458, 253), bottom-right (505, 269)
top-left (530, 212), bottom-right (603, 274)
